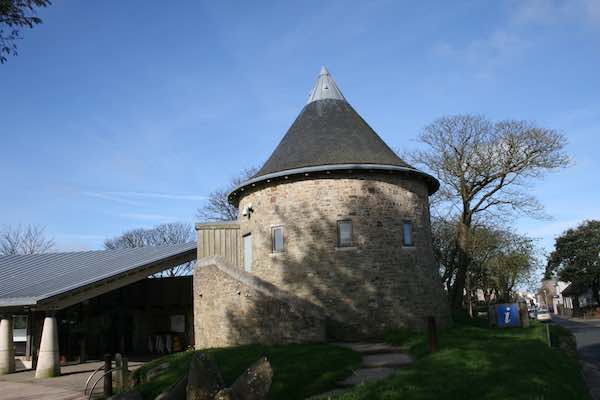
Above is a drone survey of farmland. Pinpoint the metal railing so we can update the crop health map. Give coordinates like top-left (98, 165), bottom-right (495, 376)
top-left (83, 362), bottom-right (113, 398)
top-left (82, 353), bottom-right (130, 399)
top-left (86, 368), bottom-right (118, 400)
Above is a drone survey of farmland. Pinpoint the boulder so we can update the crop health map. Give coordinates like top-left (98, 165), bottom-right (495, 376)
top-left (108, 389), bottom-right (143, 400)
top-left (214, 388), bottom-right (238, 400)
top-left (146, 362), bottom-right (171, 382)
top-left (148, 353), bottom-right (272, 400)
top-left (186, 353), bottom-right (225, 400)
top-left (154, 374), bottom-right (188, 400)
top-left (230, 357), bottom-right (272, 400)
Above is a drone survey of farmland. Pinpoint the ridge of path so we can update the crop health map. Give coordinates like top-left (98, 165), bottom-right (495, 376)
top-left (309, 342), bottom-right (414, 399)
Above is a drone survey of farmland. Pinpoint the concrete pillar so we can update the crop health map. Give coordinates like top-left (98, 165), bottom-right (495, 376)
top-left (35, 314), bottom-right (60, 378)
top-left (0, 316), bottom-right (16, 375)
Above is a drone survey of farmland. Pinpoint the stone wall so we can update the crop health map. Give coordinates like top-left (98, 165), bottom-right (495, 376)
top-left (193, 257), bottom-right (326, 349)
top-left (236, 173), bottom-right (449, 339)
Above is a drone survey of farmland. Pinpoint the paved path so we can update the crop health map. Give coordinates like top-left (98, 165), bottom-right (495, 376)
top-left (554, 316), bottom-right (600, 400)
top-left (309, 343), bottom-right (413, 399)
top-left (0, 359), bottom-right (147, 400)
top-left (0, 381), bottom-right (84, 400)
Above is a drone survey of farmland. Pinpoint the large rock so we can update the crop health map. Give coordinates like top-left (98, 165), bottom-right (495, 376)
top-left (108, 389), bottom-right (143, 400)
top-left (214, 388), bottom-right (238, 400)
top-left (151, 352), bottom-right (272, 400)
top-left (187, 353), bottom-right (225, 400)
top-left (154, 374), bottom-right (187, 400)
top-left (230, 357), bottom-right (273, 400)
top-left (146, 362), bottom-right (170, 382)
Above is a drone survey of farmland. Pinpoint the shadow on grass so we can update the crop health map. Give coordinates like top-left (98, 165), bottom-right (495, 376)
top-left (133, 343), bottom-right (361, 400)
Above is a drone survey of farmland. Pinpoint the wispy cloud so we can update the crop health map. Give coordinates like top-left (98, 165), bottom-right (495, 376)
top-left (105, 191), bottom-right (207, 201)
top-left (432, 29), bottom-right (529, 77)
top-left (119, 212), bottom-right (176, 222)
top-left (83, 191), bottom-right (207, 205)
top-left (511, 0), bottom-right (600, 27)
top-left (526, 218), bottom-right (584, 239)
top-left (83, 191), bottom-right (143, 206)
top-left (58, 233), bottom-right (106, 241)
top-left (584, 0), bottom-right (600, 25)
top-left (432, 0), bottom-right (600, 78)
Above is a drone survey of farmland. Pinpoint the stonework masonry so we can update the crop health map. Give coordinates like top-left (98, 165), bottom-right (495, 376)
top-left (234, 172), bottom-right (449, 340)
top-left (194, 257), bottom-right (326, 349)
top-left (193, 69), bottom-right (450, 346)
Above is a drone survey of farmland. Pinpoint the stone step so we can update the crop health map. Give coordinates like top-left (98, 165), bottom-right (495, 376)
top-left (305, 388), bottom-right (350, 399)
top-left (334, 342), bottom-right (404, 355)
top-left (337, 367), bottom-right (396, 387)
top-left (361, 353), bottom-right (413, 368)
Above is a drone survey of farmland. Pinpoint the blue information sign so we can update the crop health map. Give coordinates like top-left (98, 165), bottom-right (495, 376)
top-left (495, 303), bottom-right (521, 328)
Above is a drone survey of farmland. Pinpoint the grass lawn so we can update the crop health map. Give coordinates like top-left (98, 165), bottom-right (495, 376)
top-left (335, 317), bottom-right (590, 400)
top-left (133, 317), bottom-right (588, 400)
top-left (133, 343), bottom-right (362, 400)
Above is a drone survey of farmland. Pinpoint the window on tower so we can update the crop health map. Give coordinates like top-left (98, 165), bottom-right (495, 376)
top-left (272, 226), bottom-right (284, 253)
top-left (337, 220), bottom-right (353, 247)
top-left (402, 221), bottom-right (414, 247)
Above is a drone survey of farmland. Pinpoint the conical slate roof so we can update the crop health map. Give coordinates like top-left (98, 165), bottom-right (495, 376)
top-left (229, 67), bottom-right (438, 204)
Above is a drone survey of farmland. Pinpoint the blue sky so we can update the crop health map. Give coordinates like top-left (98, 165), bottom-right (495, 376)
top-left (1, 0), bottom-right (598, 255)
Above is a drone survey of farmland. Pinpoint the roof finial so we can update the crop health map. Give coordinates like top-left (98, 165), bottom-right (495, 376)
top-left (307, 66), bottom-right (345, 104)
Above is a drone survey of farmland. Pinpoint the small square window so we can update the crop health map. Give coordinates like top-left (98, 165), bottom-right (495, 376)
top-left (272, 226), bottom-right (284, 252)
top-left (337, 220), bottom-right (353, 247)
top-left (402, 221), bottom-right (414, 247)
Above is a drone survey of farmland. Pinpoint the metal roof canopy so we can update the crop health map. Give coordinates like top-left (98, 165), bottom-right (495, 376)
top-left (0, 242), bottom-right (197, 312)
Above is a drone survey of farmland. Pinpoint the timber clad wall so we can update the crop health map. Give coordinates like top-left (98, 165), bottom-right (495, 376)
top-left (196, 222), bottom-right (242, 268)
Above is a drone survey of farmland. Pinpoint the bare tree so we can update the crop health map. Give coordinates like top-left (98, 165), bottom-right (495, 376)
top-left (196, 167), bottom-right (258, 222)
top-left (411, 115), bottom-right (569, 309)
top-left (0, 224), bottom-right (54, 255)
top-left (431, 216), bottom-right (459, 293)
top-left (1, 0), bottom-right (51, 63)
top-left (104, 222), bottom-right (194, 277)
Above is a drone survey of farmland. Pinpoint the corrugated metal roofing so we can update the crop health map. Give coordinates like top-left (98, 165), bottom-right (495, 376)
top-left (0, 242), bottom-right (196, 308)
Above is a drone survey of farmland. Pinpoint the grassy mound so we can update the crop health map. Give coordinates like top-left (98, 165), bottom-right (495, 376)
top-left (133, 343), bottom-right (361, 399)
top-left (334, 319), bottom-right (589, 400)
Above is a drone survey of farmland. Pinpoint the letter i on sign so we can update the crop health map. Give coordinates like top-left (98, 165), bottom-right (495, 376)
top-left (504, 307), bottom-right (511, 324)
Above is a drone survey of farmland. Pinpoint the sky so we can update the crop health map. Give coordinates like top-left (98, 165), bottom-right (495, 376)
top-left (1, 0), bottom-right (599, 257)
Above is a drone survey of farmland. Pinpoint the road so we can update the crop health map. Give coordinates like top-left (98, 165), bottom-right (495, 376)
top-left (554, 316), bottom-right (600, 400)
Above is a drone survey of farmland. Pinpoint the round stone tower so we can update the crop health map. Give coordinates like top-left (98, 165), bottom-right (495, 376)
top-left (228, 67), bottom-right (449, 339)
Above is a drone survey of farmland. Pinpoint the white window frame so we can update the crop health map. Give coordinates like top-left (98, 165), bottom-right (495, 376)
top-left (337, 220), bottom-right (353, 247)
top-left (271, 226), bottom-right (285, 253)
top-left (402, 220), bottom-right (414, 247)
